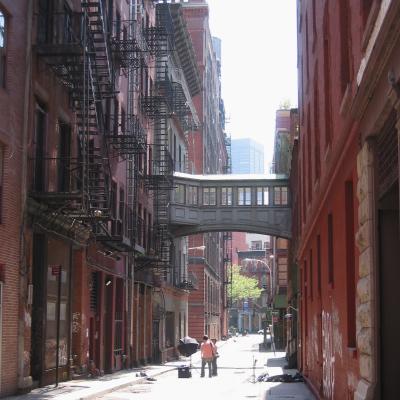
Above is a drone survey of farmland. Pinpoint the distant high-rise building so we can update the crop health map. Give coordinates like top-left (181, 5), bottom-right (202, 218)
top-left (231, 138), bottom-right (264, 174)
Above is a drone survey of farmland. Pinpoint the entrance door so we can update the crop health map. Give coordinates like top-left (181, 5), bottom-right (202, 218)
top-left (152, 320), bottom-right (160, 363)
top-left (379, 183), bottom-right (400, 398)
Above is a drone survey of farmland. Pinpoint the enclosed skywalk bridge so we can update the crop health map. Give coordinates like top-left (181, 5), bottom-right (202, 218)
top-left (169, 172), bottom-right (291, 238)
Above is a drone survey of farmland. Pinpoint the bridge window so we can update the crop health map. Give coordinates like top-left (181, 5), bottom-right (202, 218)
top-left (274, 186), bottom-right (288, 205)
top-left (257, 187), bottom-right (269, 205)
top-left (186, 185), bottom-right (198, 205)
top-left (238, 187), bottom-right (251, 206)
top-left (174, 184), bottom-right (185, 204)
top-left (203, 187), bottom-right (216, 205)
top-left (221, 187), bottom-right (232, 206)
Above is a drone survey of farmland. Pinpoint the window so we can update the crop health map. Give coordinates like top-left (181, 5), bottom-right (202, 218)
top-left (57, 122), bottom-right (71, 192)
top-left (221, 187), bottom-right (232, 206)
top-left (119, 188), bottom-right (125, 222)
top-left (309, 249), bottom-right (313, 301)
top-left (339, 0), bottom-right (351, 95)
top-left (328, 213), bottom-right (334, 285)
top-left (345, 181), bottom-right (356, 347)
top-left (174, 184), bottom-right (185, 204)
top-left (323, 3), bottom-right (332, 146)
top-left (274, 186), bottom-right (288, 205)
top-left (0, 144), bottom-right (3, 223)
top-left (251, 241), bottom-right (262, 250)
top-left (203, 187), bottom-right (216, 206)
top-left (257, 187), bottom-right (269, 205)
top-left (186, 185), bottom-right (197, 205)
top-left (317, 234), bottom-right (321, 296)
top-left (238, 187), bottom-right (251, 205)
top-left (0, 10), bottom-right (6, 88)
top-left (111, 181), bottom-right (117, 218)
top-left (34, 104), bottom-right (47, 192)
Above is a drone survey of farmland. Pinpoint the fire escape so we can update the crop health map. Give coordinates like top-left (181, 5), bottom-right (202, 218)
top-left (32, 2), bottom-right (114, 238)
top-left (32, 1), bottom-right (146, 253)
top-left (136, 4), bottom-right (176, 273)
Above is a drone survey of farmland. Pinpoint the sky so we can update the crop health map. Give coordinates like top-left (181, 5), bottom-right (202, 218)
top-left (206, 0), bottom-right (298, 172)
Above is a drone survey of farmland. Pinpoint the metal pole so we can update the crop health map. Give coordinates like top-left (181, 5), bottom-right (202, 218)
top-left (55, 266), bottom-right (62, 387)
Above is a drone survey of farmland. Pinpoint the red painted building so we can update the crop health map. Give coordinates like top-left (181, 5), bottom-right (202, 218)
top-left (295, 0), bottom-right (400, 398)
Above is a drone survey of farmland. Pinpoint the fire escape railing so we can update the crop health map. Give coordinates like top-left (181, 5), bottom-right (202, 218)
top-left (33, 2), bottom-right (114, 231)
top-left (33, 2), bottom-right (156, 253)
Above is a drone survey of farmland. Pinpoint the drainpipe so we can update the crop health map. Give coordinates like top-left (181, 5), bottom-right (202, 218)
top-left (18, 0), bottom-right (33, 392)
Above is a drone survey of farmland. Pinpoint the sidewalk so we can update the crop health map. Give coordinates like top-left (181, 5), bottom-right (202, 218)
top-left (3, 340), bottom-right (221, 400)
top-left (260, 352), bottom-right (317, 400)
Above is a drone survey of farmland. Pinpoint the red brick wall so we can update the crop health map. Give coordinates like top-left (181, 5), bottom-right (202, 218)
top-left (0, 0), bottom-right (28, 395)
top-left (187, 264), bottom-right (205, 342)
top-left (296, 0), bottom-right (365, 396)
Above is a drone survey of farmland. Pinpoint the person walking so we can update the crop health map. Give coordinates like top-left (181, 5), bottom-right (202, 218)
top-left (211, 338), bottom-right (219, 376)
top-left (200, 335), bottom-right (215, 378)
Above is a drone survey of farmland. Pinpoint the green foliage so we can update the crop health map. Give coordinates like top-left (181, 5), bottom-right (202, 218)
top-left (229, 264), bottom-right (262, 303)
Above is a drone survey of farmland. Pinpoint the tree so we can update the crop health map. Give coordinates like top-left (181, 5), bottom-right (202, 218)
top-left (229, 264), bottom-right (262, 303)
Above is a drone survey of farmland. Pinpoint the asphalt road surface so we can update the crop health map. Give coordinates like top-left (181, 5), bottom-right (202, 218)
top-left (95, 334), bottom-right (287, 400)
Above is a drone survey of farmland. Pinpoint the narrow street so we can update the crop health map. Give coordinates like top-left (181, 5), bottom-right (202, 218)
top-left (95, 335), bottom-right (315, 400)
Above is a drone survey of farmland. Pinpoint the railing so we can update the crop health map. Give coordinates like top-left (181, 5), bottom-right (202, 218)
top-left (173, 271), bottom-right (198, 291)
top-left (110, 19), bottom-right (150, 68)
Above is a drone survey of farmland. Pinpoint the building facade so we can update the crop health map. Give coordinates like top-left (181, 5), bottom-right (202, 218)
top-left (296, 1), bottom-right (400, 399)
top-left (181, 0), bottom-right (229, 343)
top-left (231, 138), bottom-right (264, 174)
top-left (0, 1), bottom-right (28, 395)
top-left (0, 0), bottom-right (201, 395)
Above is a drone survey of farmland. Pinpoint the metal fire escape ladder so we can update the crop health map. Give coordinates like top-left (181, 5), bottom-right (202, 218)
top-left (78, 1), bottom-right (114, 227)
top-left (32, 2), bottom-right (114, 230)
top-left (138, 3), bottom-right (175, 272)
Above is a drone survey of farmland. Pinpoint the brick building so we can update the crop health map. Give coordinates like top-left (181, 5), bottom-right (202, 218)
top-left (0, 0), bottom-right (201, 396)
top-left (295, 0), bottom-right (400, 398)
top-left (0, 1), bottom-right (29, 395)
top-left (181, 0), bottom-right (229, 342)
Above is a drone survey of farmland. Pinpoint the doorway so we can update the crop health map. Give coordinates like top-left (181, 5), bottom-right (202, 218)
top-left (378, 182), bottom-right (399, 398)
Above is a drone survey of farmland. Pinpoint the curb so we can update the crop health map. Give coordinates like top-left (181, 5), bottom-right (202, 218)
top-left (80, 366), bottom-right (179, 400)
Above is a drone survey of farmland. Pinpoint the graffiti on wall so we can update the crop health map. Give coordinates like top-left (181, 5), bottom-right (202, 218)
top-left (322, 310), bottom-right (335, 399)
top-left (322, 305), bottom-right (344, 399)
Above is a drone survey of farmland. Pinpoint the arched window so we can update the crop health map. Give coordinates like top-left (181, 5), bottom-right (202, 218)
top-left (0, 10), bottom-right (6, 87)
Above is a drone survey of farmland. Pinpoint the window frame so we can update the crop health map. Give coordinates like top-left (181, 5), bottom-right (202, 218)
top-left (186, 185), bottom-right (198, 205)
top-left (203, 187), bottom-right (216, 206)
top-left (221, 187), bottom-right (232, 206)
top-left (238, 187), bottom-right (251, 206)
top-left (256, 187), bottom-right (270, 205)
top-left (0, 9), bottom-right (7, 88)
top-left (273, 186), bottom-right (288, 205)
top-left (174, 183), bottom-right (185, 204)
